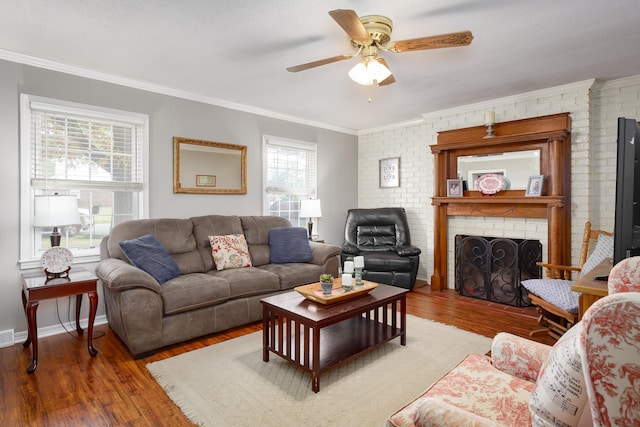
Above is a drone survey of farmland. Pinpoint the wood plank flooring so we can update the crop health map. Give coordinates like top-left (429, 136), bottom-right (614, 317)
top-left (0, 284), bottom-right (555, 426)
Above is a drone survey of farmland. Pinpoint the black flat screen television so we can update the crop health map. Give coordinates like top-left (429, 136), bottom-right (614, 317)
top-left (613, 117), bottom-right (640, 265)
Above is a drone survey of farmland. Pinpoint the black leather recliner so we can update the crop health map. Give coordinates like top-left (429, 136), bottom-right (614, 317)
top-left (341, 207), bottom-right (422, 290)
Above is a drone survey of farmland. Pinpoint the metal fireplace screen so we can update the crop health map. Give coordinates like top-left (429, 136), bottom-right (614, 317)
top-left (455, 235), bottom-right (542, 307)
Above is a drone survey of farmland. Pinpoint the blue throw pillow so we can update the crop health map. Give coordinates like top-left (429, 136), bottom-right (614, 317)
top-left (269, 227), bottom-right (313, 264)
top-left (119, 234), bottom-right (182, 284)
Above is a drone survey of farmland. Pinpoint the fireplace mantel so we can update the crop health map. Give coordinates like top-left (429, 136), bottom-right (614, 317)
top-left (430, 113), bottom-right (572, 291)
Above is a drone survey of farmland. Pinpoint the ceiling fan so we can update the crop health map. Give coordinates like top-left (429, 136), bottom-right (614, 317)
top-left (287, 9), bottom-right (473, 86)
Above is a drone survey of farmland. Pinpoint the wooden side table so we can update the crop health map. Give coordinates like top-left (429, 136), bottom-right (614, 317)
top-left (570, 258), bottom-right (612, 320)
top-left (21, 266), bottom-right (99, 373)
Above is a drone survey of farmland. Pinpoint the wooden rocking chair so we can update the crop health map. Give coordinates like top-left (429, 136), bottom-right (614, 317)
top-left (522, 221), bottom-right (613, 340)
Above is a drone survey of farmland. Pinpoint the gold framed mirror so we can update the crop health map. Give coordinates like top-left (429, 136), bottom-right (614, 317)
top-left (173, 137), bottom-right (247, 194)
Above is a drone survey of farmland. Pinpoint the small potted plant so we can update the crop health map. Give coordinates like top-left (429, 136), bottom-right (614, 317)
top-left (319, 274), bottom-right (334, 295)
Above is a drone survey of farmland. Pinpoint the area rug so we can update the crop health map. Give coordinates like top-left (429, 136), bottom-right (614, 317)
top-left (147, 315), bottom-right (492, 426)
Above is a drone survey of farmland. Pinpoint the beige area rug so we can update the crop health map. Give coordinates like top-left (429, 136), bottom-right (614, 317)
top-left (147, 315), bottom-right (492, 427)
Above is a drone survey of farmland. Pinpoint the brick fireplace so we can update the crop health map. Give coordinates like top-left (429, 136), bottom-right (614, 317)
top-left (430, 113), bottom-right (572, 291)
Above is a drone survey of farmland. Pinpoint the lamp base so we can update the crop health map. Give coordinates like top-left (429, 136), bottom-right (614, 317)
top-left (50, 226), bottom-right (61, 247)
top-left (307, 221), bottom-right (313, 240)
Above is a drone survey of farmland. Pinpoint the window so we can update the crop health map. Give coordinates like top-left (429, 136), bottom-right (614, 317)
top-left (263, 136), bottom-right (317, 228)
top-left (19, 94), bottom-right (148, 267)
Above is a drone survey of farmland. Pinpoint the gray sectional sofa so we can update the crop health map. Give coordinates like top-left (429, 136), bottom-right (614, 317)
top-left (95, 215), bottom-right (341, 358)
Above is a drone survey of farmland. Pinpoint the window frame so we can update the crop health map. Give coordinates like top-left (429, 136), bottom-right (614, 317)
top-left (19, 94), bottom-right (149, 269)
top-left (263, 135), bottom-right (318, 229)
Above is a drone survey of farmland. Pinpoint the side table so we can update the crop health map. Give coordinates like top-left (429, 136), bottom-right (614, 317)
top-left (570, 258), bottom-right (612, 320)
top-left (21, 266), bottom-right (99, 373)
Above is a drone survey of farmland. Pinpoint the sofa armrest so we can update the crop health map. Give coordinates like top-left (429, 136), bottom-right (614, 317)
top-left (309, 241), bottom-right (342, 266)
top-left (396, 245), bottom-right (422, 257)
top-left (95, 258), bottom-right (162, 293)
top-left (490, 332), bottom-right (551, 382)
top-left (402, 397), bottom-right (499, 427)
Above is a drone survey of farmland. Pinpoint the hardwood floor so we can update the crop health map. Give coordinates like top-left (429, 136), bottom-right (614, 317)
top-left (1, 284), bottom-right (555, 426)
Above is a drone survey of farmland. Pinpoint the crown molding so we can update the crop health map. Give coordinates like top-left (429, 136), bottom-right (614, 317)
top-left (358, 117), bottom-right (425, 135)
top-left (0, 49), bottom-right (357, 135)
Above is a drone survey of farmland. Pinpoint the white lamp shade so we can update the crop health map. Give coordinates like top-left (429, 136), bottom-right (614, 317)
top-left (299, 199), bottom-right (322, 218)
top-left (33, 195), bottom-right (81, 228)
top-left (348, 58), bottom-right (392, 86)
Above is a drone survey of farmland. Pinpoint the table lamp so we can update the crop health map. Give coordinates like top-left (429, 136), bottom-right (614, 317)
top-left (33, 194), bottom-right (81, 247)
top-left (299, 199), bottom-right (322, 239)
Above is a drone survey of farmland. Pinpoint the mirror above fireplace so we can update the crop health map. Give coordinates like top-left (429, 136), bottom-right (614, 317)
top-left (457, 150), bottom-right (540, 190)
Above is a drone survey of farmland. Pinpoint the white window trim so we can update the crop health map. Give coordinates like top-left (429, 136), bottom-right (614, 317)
top-left (262, 134), bottom-right (318, 215)
top-left (19, 94), bottom-right (150, 269)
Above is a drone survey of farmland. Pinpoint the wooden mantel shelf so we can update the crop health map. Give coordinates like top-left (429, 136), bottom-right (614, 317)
top-left (430, 113), bottom-right (572, 291)
top-left (432, 194), bottom-right (565, 205)
top-left (433, 194), bottom-right (565, 218)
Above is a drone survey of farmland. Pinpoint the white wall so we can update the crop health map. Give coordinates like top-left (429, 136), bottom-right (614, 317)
top-left (0, 59), bottom-right (358, 340)
top-left (359, 75), bottom-right (640, 287)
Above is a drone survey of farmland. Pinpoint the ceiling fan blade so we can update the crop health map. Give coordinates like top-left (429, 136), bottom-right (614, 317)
top-left (376, 58), bottom-right (396, 86)
top-left (287, 54), bottom-right (353, 72)
top-left (329, 9), bottom-right (372, 45)
top-left (388, 31), bottom-right (473, 53)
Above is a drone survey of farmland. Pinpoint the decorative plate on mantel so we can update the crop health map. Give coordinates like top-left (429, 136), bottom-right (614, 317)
top-left (476, 174), bottom-right (507, 195)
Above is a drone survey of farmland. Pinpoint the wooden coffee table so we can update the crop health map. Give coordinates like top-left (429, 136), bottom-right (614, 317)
top-left (261, 283), bottom-right (407, 392)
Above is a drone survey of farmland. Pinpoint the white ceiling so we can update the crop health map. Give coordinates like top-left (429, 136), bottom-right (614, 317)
top-left (2, 0), bottom-right (640, 132)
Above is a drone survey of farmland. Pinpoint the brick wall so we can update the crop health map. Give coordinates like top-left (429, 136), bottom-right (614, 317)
top-left (358, 75), bottom-right (640, 287)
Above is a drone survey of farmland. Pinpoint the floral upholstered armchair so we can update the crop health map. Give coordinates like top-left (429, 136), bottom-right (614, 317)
top-left (387, 256), bottom-right (640, 427)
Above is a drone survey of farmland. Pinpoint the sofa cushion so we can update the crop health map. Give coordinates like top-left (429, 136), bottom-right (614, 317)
top-left (107, 218), bottom-right (204, 273)
top-left (240, 216), bottom-right (292, 266)
top-left (208, 267), bottom-right (280, 298)
top-left (268, 227), bottom-right (312, 264)
top-left (160, 273), bottom-right (231, 315)
top-left (387, 353), bottom-right (534, 427)
top-left (208, 234), bottom-right (252, 271)
top-left (259, 262), bottom-right (322, 290)
top-left (119, 234), bottom-right (182, 284)
top-left (190, 215), bottom-right (244, 272)
top-left (528, 324), bottom-right (592, 426)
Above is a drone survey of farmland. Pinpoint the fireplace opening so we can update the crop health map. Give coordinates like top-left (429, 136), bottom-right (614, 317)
top-left (455, 235), bottom-right (542, 307)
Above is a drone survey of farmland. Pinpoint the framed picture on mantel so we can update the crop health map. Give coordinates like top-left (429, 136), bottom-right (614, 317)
top-left (526, 175), bottom-right (544, 196)
top-left (379, 157), bottom-right (400, 188)
top-left (446, 179), bottom-right (464, 197)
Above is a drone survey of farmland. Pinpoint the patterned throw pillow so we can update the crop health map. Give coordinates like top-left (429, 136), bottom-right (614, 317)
top-left (579, 233), bottom-right (614, 277)
top-left (208, 234), bottom-right (252, 271)
top-left (528, 324), bottom-right (593, 426)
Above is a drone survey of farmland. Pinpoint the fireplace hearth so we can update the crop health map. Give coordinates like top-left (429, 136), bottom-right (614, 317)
top-left (455, 235), bottom-right (542, 307)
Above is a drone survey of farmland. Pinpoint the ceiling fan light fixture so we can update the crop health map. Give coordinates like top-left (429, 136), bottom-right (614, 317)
top-left (348, 58), bottom-right (391, 86)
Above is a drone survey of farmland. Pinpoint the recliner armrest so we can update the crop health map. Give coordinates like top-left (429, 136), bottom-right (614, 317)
top-left (341, 242), bottom-right (360, 255)
top-left (396, 245), bottom-right (421, 257)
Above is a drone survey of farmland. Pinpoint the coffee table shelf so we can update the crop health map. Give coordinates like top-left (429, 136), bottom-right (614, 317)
top-left (316, 316), bottom-right (402, 371)
top-left (261, 283), bottom-right (407, 392)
